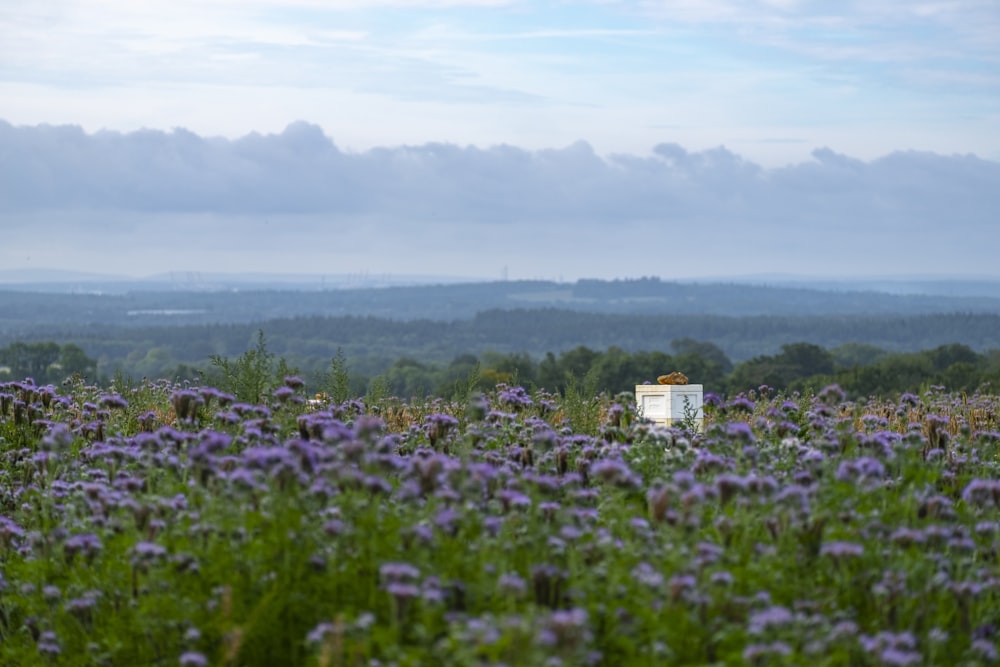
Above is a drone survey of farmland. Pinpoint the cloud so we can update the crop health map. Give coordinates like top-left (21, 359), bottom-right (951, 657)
top-left (3, 0), bottom-right (997, 168)
top-left (1, 120), bottom-right (998, 229)
top-left (1, 119), bottom-right (999, 280)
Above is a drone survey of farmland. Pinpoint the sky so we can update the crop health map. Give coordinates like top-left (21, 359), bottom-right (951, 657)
top-left (1, 0), bottom-right (999, 281)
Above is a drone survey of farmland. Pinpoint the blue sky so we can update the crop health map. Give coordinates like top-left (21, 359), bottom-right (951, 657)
top-left (1, 1), bottom-right (999, 280)
top-left (3, 0), bottom-right (997, 163)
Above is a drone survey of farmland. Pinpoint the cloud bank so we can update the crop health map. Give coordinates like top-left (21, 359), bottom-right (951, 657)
top-left (3, 120), bottom-right (997, 224)
top-left (1, 120), bottom-right (998, 279)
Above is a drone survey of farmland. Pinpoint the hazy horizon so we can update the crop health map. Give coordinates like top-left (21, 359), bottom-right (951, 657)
top-left (2, 2), bottom-right (998, 281)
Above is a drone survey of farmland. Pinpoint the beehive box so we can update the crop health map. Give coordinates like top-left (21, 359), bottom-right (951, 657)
top-left (635, 384), bottom-right (704, 431)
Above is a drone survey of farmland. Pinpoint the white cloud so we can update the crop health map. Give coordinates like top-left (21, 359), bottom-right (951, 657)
top-left (3, 120), bottom-right (997, 224)
top-left (1, 0), bottom-right (998, 170)
top-left (1, 120), bottom-right (998, 282)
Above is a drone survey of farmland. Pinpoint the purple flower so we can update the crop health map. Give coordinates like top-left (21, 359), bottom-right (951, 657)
top-left (66, 592), bottom-right (100, 618)
top-left (307, 622), bottom-right (338, 644)
top-left (860, 631), bottom-right (917, 655)
top-left (386, 582), bottom-right (420, 600)
top-left (962, 479), bottom-right (1000, 508)
top-left (37, 630), bottom-right (61, 656)
top-left (744, 473), bottom-right (778, 497)
top-left (498, 573), bottom-right (527, 596)
top-left (820, 541), bottom-right (864, 561)
top-left (726, 421), bottom-right (756, 441)
top-left (714, 473), bottom-right (747, 505)
top-left (497, 385), bottom-right (533, 410)
top-left (710, 571), bottom-right (734, 586)
top-left (835, 457), bottom-right (886, 485)
top-left (283, 375), bottom-right (305, 389)
top-left (0, 517), bottom-right (25, 546)
top-left (817, 384), bottom-right (847, 405)
top-left (767, 420), bottom-right (798, 438)
top-left (878, 648), bottom-right (922, 666)
top-left (537, 608), bottom-right (591, 650)
top-left (589, 458), bottom-right (639, 488)
top-left (179, 652), bottom-right (208, 667)
top-left (780, 400), bottom-right (799, 413)
top-left (43, 585), bottom-right (61, 603)
top-left (272, 386), bottom-right (295, 403)
top-left (971, 639), bottom-right (999, 662)
top-left (606, 403), bottom-right (625, 426)
top-left (131, 540), bottom-right (167, 565)
top-left (743, 641), bottom-right (792, 662)
top-left (703, 393), bottom-right (723, 409)
top-left (434, 507), bottom-right (460, 533)
top-left (499, 489), bottom-right (531, 511)
top-left (41, 423), bottom-right (75, 452)
top-left (63, 533), bottom-right (102, 561)
top-left (380, 562), bottom-right (420, 583)
top-left (668, 574), bottom-right (697, 602)
top-left (727, 396), bottom-right (756, 413)
top-left (100, 394), bottom-right (129, 410)
top-left (631, 562), bottom-right (664, 588)
top-left (423, 413), bottom-right (459, 445)
top-left (748, 605), bottom-right (794, 634)
top-left (889, 528), bottom-right (926, 547)
top-left (171, 389), bottom-right (204, 421)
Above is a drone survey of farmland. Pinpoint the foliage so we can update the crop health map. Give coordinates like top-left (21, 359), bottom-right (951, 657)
top-left (324, 347), bottom-right (353, 403)
top-left (5, 333), bottom-right (1000, 404)
top-left (0, 341), bottom-right (97, 385)
top-left (365, 374), bottom-right (392, 412)
top-left (5, 304), bottom-right (1000, 386)
top-left (562, 366), bottom-right (603, 435)
top-left (2, 376), bottom-right (1000, 665)
top-left (207, 330), bottom-right (276, 404)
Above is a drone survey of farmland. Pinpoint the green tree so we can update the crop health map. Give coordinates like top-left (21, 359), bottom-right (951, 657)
top-left (830, 343), bottom-right (889, 369)
top-left (436, 354), bottom-right (481, 396)
top-left (0, 341), bottom-right (61, 383)
top-left (208, 330), bottom-right (276, 404)
top-left (670, 338), bottom-right (733, 374)
top-left (537, 352), bottom-right (564, 393)
top-left (779, 342), bottom-right (834, 378)
top-left (384, 357), bottom-right (436, 398)
top-left (134, 346), bottom-right (175, 379)
top-left (57, 343), bottom-right (98, 381)
top-left (938, 361), bottom-right (981, 393)
top-left (481, 351), bottom-right (536, 388)
top-left (926, 344), bottom-right (980, 372)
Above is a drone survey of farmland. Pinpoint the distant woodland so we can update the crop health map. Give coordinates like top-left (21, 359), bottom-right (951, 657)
top-left (3, 276), bottom-right (1000, 330)
top-left (3, 278), bottom-right (999, 399)
top-left (2, 333), bottom-right (998, 401)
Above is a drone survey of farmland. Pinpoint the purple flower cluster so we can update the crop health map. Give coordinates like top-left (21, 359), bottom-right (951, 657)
top-left (2, 379), bottom-right (1000, 665)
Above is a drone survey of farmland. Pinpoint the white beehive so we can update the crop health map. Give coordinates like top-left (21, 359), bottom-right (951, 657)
top-left (635, 384), bottom-right (704, 431)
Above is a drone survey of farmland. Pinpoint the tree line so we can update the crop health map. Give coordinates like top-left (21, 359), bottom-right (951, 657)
top-left (3, 338), bottom-right (998, 400)
top-left (4, 309), bottom-right (1000, 384)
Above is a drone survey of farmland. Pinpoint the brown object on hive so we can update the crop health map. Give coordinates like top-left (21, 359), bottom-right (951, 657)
top-left (657, 372), bottom-right (689, 385)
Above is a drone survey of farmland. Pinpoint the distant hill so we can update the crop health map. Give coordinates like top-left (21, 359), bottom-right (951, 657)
top-left (2, 277), bottom-right (1000, 335)
top-left (0, 269), bottom-right (482, 294)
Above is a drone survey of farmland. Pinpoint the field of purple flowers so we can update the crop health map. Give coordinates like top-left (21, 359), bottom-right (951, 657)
top-left (1, 377), bottom-right (999, 666)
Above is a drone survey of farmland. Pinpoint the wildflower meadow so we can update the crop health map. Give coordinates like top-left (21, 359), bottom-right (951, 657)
top-left (1, 375), bottom-right (998, 666)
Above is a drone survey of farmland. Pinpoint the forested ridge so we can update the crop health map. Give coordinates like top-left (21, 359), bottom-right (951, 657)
top-left (2, 313), bottom-right (999, 400)
top-left (3, 276), bottom-right (1000, 331)
top-left (4, 277), bottom-right (999, 398)
top-left (3, 308), bottom-right (998, 363)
